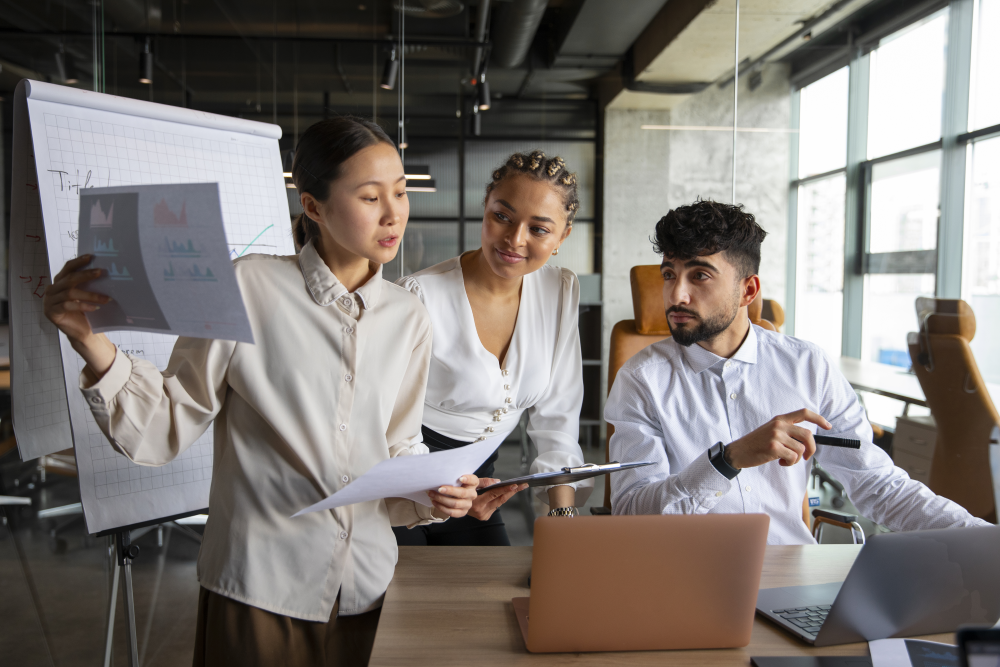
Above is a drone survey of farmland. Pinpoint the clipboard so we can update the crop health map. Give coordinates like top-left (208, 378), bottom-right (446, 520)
top-left (477, 461), bottom-right (656, 492)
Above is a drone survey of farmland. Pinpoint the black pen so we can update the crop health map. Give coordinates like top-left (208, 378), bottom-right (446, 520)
top-left (815, 435), bottom-right (861, 449)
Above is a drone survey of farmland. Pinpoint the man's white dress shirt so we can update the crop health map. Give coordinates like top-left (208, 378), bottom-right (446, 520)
top-left (398, 256), bottom-right (592, 504)
top-left (607, 322), bottom-right (988, 544)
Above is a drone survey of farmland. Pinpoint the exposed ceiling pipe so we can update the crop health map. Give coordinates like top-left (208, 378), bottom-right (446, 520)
top-left (490, 0), bottom-right (548, 69)
top-left (471, 0), bottom-right (490, 76)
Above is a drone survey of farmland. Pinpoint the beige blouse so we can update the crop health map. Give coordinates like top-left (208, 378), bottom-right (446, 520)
top-left (79, 240), bottom-right (441, 621)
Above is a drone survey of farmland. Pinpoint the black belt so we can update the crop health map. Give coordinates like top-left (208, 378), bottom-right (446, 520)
top-left (421, 425), bottom-right (500, 481)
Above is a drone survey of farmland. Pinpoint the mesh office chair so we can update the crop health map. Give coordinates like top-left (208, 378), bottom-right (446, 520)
top-left (906, 298), bottom-right (998, 522)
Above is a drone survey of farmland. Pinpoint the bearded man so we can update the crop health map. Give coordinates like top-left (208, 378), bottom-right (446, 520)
top-left (606, 199), bottom-right (987, 544)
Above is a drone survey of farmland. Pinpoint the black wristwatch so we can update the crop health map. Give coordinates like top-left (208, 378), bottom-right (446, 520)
top-left (708, 441), bottom-right (740, 480)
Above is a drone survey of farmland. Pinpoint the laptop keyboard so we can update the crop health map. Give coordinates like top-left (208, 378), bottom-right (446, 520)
top-left (771, 606), bottom-right (831, 637)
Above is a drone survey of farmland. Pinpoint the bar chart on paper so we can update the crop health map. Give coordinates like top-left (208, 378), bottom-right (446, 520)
top-left (10, 80), bottom-right (294, 534)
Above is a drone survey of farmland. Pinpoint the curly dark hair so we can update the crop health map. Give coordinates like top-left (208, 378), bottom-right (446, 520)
top-left (484, 150), bottom-right (580, 224)
top-left (652, 199), bottom-right (767, 279)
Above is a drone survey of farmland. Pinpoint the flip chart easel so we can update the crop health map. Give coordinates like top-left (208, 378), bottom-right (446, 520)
top-left (9, 79), bottom-right (295, 666)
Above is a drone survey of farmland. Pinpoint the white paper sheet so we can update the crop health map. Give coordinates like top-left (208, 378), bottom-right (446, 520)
top-left (77, 183), bottom-right (253, 342)
top-left (869, 638), bottom-right (959, 667)
top-left (293, 435), bottom-right (505, 517)
top-left (9, 79), bottom-right (294, 534)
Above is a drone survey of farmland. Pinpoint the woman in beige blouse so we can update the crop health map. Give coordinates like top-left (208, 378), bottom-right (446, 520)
top-left (42, 117), bottom-right (478, 667)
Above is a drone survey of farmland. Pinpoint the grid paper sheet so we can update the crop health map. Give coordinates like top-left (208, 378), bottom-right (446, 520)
top-left (11, 81), bottom-right (293, 534)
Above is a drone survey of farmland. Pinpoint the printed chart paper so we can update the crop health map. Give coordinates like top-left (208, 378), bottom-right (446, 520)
top-left (10, 80), bottom-right (294, 533)
top-left (293, 435), bottom-right (505, 516)
top-left (77, 183), bottom-right (253, 343)
top-left (869, 638), bottom-right (959, 667)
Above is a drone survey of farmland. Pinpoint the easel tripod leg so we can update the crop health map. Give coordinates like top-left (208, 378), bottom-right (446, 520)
top-left (114, 531), bottom-right (140, 667)
top-left (104, 538), bottom-right (119, 667)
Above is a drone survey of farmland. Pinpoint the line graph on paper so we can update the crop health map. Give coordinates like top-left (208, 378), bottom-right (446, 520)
top-left (23, 103), bottom-right (293, 524)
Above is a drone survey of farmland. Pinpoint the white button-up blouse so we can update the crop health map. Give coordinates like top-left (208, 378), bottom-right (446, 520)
top-left (79, 240), bottom-right (441, 621)
top-left (398, 257), bottom-right (593, 504)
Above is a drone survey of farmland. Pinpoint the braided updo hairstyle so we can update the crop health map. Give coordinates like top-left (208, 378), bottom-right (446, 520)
top-left (484, 150), bottom-right (580, 225)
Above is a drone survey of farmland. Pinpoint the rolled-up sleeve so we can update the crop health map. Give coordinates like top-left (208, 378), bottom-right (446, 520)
top-left (79, 336), bottom-right (236, 466)
top-left (607, 366), bottom-right (733, 515)
top-left (524, 269), bottom-right (592, 505)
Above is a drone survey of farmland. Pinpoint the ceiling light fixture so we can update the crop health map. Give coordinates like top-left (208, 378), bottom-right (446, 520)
top-left (139, 38), bottom-right (154, 84)
top-left (406, 179), bottom-right (437, 193)
top-left (282, 172), bottom-right (293, 178)
top-left (380, 46), bottom-right (399, 90)
top-left (476, 72), bottom-right (491, 111)
top-left (404, 165), bottom-right (432, 180)
top-left (640, 125), bottom-right (798, 133)
top-left (55, 51), bottom-right (79, 85)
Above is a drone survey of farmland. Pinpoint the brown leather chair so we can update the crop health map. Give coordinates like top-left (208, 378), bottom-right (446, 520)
top-left (761, 299), bottom-right (785, 332)
top-left (907, 298), bottom-right (999, 522)
top-left (601, 266), bottom-right (778, 510)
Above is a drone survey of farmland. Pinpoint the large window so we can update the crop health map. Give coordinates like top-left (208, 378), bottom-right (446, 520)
top-left (792, 68), bottom-right (849, 358)
top-left (867, 12), bottom-right (948, 159)
top-left (964, 0), bottom-right (1000, 383)
top-left (790, 0), bottom-right (1000, 386)
top-left (963, 137), bottom-right (1000, 382)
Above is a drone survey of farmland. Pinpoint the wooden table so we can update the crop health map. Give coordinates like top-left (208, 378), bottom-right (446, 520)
top-left (369, 546), bottom-right (952, 665)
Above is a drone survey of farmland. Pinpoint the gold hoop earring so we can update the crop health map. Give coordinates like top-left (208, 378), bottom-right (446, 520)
top-left (552, 249), bottom-right (560, 256)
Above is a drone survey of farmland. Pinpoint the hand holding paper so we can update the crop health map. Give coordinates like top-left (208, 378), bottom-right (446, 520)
top-left (293, 434), bottom-right (504, 517)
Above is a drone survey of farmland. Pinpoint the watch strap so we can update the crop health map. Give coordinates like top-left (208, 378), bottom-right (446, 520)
top-left (547, 506), bottom-right (578, 517)
top-left (708, 442), bottom-right (740, 480)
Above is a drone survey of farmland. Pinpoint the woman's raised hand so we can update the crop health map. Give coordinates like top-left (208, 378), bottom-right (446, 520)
top-left (427, 475), bottom-right (482, 520)
top-left (43, 255), bottom-right (117, 375)
top-left (467, 478), bottom-right (529, 521)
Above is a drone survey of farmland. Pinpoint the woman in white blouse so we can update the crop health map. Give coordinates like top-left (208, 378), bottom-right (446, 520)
top-left (393, 150), bottom-right (592, 547)
top-left (42, 117), bottom-right (479, 666)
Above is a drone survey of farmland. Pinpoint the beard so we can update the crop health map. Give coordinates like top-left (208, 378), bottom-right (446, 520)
top-left (666, 293), bottom-right (741, 347)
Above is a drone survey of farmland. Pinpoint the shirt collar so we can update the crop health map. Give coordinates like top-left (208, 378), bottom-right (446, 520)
top-left (681, 319), bottom-right (759, 374)
top-left (297, 239), bottom-right (383, 309)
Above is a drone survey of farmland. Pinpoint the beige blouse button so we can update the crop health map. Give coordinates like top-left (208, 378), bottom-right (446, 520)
top-left (715, 491), bottom-right (724, 497)
top-left (341, 296), bottom-right (352, 306)
top-left (340, 531), bottom-right (348, 540)
top-left (339, 423), bottom-right (347, 431)
top-left (344, 374), bottom-right (353, 382)
top-left (91, 396), bottom-right (102, 404)
top-left (342, 475), bottom-right (349, 483)
top-left (345, 326), bottom-right (354, 334)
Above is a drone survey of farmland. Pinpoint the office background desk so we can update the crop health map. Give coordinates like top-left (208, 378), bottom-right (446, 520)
top-left (369, 546), bottom-right (952, 665)
top-left (838, 357), bottom-right (1000, 412)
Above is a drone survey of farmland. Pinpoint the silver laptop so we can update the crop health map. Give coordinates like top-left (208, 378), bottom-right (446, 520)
top-left (756, 525), bottom-right (1000, 647)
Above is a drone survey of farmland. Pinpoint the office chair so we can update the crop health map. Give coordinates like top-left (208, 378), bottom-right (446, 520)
top-left (907, 298), bottom-right (998, 522)
top-left (597, 266), bottom-right (779, 512)
top-left (990, 426), bottom-right (999, 525)
top-left (761, 299), bottom-right (785, 332)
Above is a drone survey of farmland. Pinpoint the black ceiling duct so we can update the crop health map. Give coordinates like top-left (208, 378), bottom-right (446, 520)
top-left (490, 0), bottom-right (548, 69)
